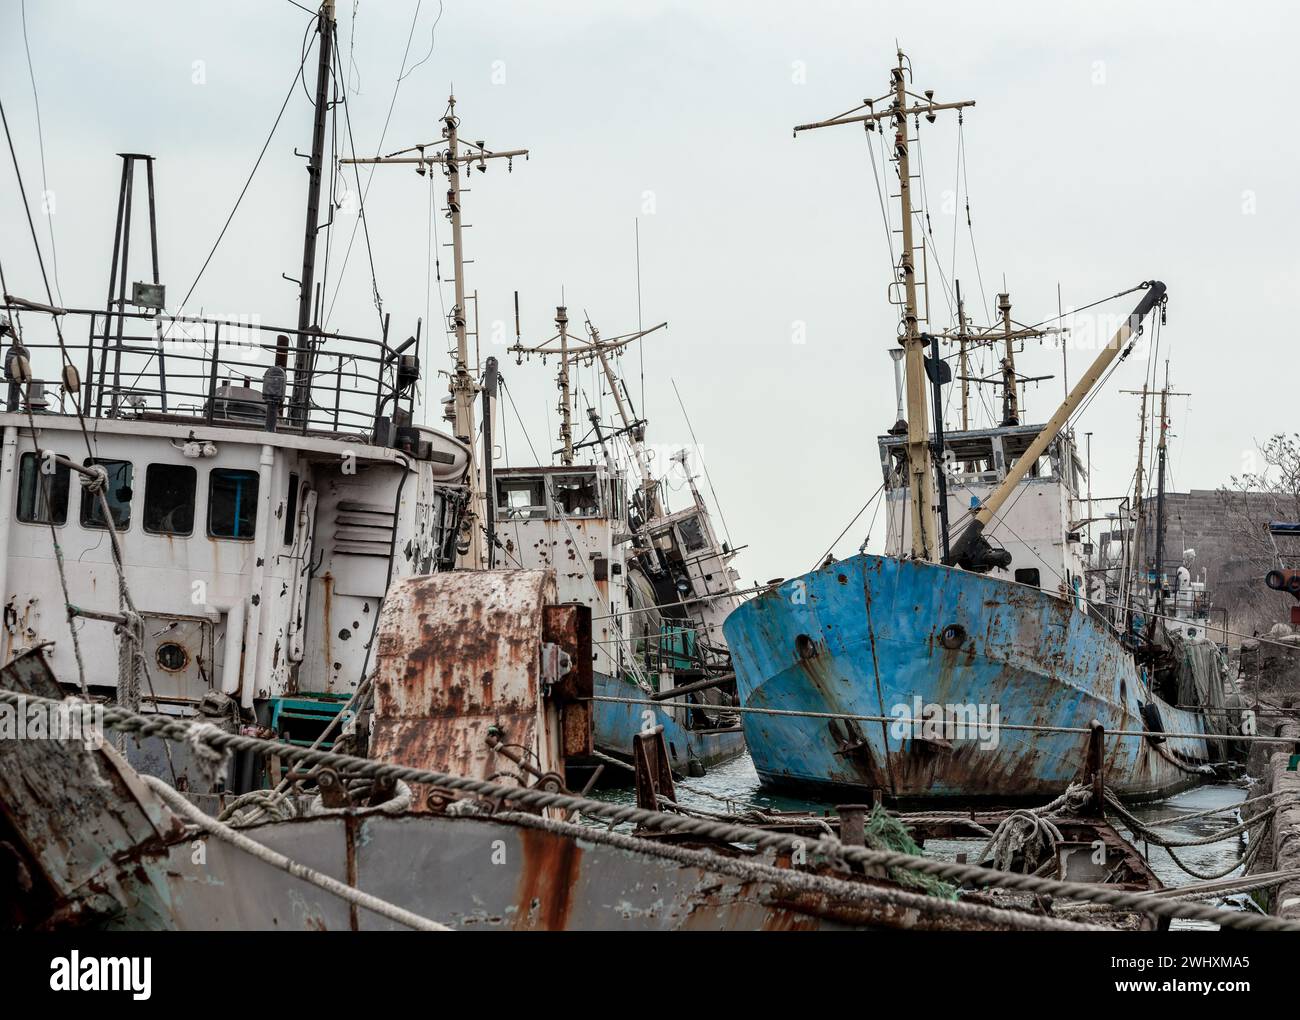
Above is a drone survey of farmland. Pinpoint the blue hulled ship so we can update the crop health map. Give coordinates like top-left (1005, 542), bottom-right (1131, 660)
top-left (723, 50), bottom-right (1230, 804)
top-left (725, 553), bottom-right (1211, 804)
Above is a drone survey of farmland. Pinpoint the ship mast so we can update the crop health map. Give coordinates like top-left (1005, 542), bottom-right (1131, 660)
top-left (940, 284), bottom-right (1057, 431)
top-left (342, 96), bottom-right (527, 568)
top-left (1153, 372), bottom-right (1169, 613)
top-left (956, 280), bottom-right (970, 431)
top-left (794, 50), bottom-right (974, 561)
top-left (948, 283), bottom-right (1167, 572)
top-left (290, 0), bottom-right (336, 427)
top-left (509, 315), bottom-right (667, 515)
top-left (585, 318), bottom-right (666, 518)
top-left (510, 304), bottom-right (578, 467)
top-left (556, 306), bottom-right (573, 464)
top-left (1122, 381), bottom-right (1151, 595)
top-left (1129, 366), bottom-right (1187, 617)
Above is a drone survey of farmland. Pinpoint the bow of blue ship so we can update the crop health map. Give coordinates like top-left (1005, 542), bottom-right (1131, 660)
top-left (723, 553), bottom-right (1211, 806)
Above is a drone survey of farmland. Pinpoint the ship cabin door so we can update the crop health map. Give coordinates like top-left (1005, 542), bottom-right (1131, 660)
top-left (283, 472), bottom-right (318, 675)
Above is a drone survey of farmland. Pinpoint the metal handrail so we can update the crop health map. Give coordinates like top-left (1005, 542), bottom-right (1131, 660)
top-left (5, 302), bottom-right (414, 439)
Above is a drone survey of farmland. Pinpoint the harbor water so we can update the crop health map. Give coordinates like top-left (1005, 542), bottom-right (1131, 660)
top-left (593, 753), bottom-right (1256, 927)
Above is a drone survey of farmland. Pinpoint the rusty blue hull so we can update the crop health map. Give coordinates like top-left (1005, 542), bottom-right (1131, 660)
top-left (592, 671), bottom-right (746, 771)
top-left (723, 554), bottom-right (1211, 804)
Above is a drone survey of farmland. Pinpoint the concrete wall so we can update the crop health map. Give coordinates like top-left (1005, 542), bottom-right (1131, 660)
top-left (1134, 489), bottom-right (1296, 643)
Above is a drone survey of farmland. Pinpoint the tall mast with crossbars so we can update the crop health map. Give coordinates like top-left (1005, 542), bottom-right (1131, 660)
top-left (342, 95), bottom-right (527, 568)
top-left (794, 50), bottom-right (974, 561)
top-left (509, 314), bottom-right (667, 516)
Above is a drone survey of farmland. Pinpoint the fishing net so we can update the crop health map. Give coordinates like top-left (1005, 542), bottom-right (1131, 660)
top-left (864, 806), bottom-right (957, 900)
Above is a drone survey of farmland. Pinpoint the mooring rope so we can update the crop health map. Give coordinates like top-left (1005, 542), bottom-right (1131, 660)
top-left (142, 776), bottom-right (449, 932)
top-left (1102, 788), bottom-right (1283, 883)
top-left (587, 694), bottom-right (1297, 746)
top-left (1104, 790), bottom-right (1279, 849)
top-left (492, 810), bottom-right (1105, 932)
top-left (4, 688), bottom-right (1296, 932)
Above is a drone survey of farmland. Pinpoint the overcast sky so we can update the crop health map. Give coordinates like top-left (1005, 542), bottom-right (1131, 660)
top-left (2, 0), bottom-right (1296, 585)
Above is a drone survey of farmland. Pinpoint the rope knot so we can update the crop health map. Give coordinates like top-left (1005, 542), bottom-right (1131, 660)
top-left (78, 464), bottom-right (109, 494)
top-left (117, 609), bottom-right (144, 644)
top-left (185, 721), bottom-right (232, 791)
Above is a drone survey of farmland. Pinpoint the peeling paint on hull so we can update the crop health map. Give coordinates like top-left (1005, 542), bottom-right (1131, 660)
top-left (723, 554), bottom-right (1211, 804)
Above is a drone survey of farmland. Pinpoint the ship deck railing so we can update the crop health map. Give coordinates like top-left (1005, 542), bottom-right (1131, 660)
top-left (4, 303), bottom-right (413, 441)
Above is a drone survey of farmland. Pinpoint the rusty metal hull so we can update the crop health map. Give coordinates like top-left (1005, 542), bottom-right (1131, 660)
top-left (591, 670), bottom-right (746, 771)
top-left (99, 813), bottom-right (870, 931)
top-left (724, 554), bottom-right (1211, 804)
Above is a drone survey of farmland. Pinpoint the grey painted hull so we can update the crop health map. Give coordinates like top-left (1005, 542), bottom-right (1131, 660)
top-left (118, 813), bottom-right (861, 931)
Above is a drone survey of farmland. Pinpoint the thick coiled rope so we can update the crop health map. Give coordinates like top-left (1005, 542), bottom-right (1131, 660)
top-left (4, 688), bottom-right (1297, 932)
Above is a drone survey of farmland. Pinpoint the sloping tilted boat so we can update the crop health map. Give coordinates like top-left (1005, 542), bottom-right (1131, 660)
top-left (498, 310), bottom-right (745, 774)
top-left (723, 51), bottom-right (1219, 805)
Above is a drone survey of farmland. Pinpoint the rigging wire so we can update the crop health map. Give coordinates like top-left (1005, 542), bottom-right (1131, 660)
top-left (958, 117), bottom-right (992, 324)
top-left (162, 21), bottom-right (317, 341)
top-left (0, 96), bottom-right (98, 462)
top-left (330, 40), bottom-right (387, 334)
top-left (123, 18), bottom-right (320, 394)
top-left (318, 51), bottom-right (341, 325)
top-left (811, 481), bottom-right (886, 571)
top-left (670, 379), bottom-right (734, 550)
top-left (864, 121), bottom-right (897, 280)
top-left (323, 0), bottom-right (430, 328)
top-left (911, 122), bottom-right (955, 325)
top-left (19, 0), bottom-right (61, 307)
top-left (397, 0), bottom-right (443, 82)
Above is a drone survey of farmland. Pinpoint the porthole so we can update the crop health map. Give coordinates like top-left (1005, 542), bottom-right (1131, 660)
top-left (939, 624), bottom-right (966, 650)
top-left (156, 641), bottom-right (189, 673)
top-left (795, 634), bottom-right (818, 660)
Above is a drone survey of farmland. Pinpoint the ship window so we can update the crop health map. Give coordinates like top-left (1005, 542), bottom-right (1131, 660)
top-left (143, 464), bottom-right (196, 535)
top-left (208, 469), bottom-right (259, 539)
top-left (1015, 568), bottom-right (1041, 588)
top-left (497, 477), bottom-right (545, 520)
top-left (678, 514), bottom-right (707, 552)
top-left (283, 473), bottom-right (299, 546)
top-left (16, 452), bottom-right (70, 525)
top-left (80, 458), bottom-right (133, 530)
top-left (551, 474), bottom-right (602, 517)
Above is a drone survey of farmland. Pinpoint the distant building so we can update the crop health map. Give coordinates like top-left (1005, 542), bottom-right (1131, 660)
top-left (1129, 489), bottom-right (1294, 644)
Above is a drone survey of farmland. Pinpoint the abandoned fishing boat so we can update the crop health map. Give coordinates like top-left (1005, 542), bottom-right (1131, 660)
top-left (723, 51), bottom-right (1230, 806)
top-left (500, 308), bottom-right (745, 775)
top-left (0, 103), bottom-right (475, 785)
top-left (0, 1), bottom-right (554, 791)
top-left (0, 570), bottom-right (1193, 933)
